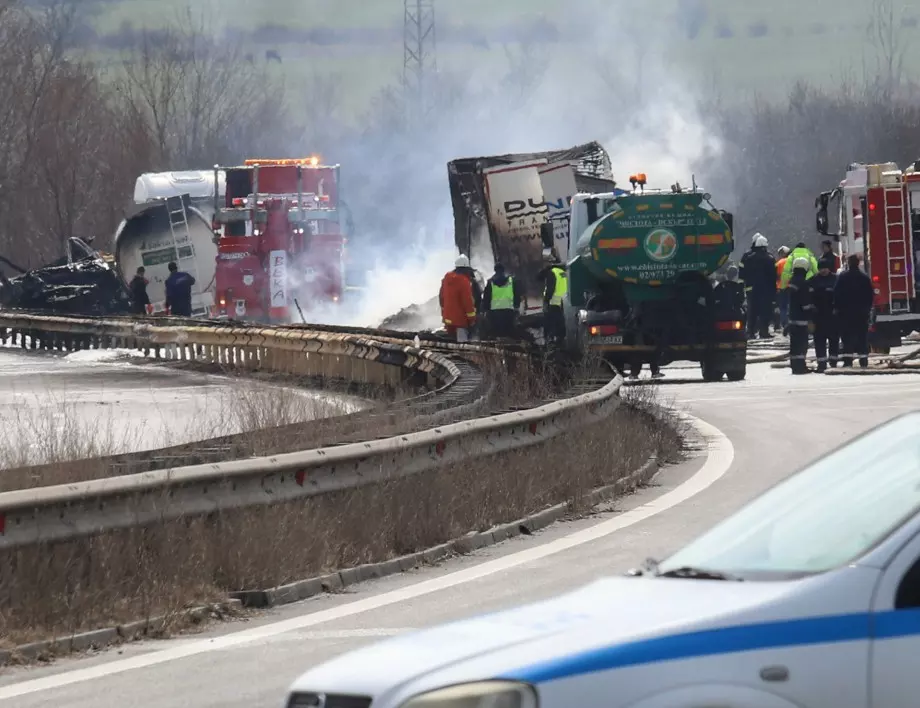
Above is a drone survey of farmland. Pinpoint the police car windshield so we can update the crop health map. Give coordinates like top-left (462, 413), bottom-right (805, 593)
top-left (657, 413), bottom-right (920, 577)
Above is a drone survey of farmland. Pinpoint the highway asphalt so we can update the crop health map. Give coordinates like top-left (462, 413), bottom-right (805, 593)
top-left (0, 347), bottom-right (367, 466)
top-left (1, 360), bottom-right (918, 707)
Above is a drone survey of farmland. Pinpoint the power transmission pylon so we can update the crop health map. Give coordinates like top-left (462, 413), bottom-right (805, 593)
top-left (403, 0), bottom-right (437, 121)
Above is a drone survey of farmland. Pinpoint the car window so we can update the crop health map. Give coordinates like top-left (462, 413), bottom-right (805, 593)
top-left (657, 413), bottom-right (920, 577)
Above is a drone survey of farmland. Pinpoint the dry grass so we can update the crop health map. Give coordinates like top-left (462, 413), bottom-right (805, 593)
top-left (0, 377), bottom-right (364, 491)
top-left (0, 349), bottom-right (530, 491)
top-left (0, 388), bottom-right (681, 648)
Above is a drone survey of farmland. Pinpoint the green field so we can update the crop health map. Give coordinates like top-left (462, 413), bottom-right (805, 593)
top-left (82, 0), bottom-right (920, 118)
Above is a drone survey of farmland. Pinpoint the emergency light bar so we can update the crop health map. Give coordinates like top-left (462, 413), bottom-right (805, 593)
top-left (243, 157), bottom-right (323, 167)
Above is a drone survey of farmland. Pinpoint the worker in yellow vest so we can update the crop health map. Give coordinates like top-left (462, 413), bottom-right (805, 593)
top-left (539, 252), bottom-right (568, 346)
top-left (481, 263), bottom-right (522, 339)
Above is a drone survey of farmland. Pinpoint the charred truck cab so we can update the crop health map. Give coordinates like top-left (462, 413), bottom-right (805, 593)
top-left (816, 161), bottom-right (920, 352)
top-left (563, 179), bottom-right (746, 381)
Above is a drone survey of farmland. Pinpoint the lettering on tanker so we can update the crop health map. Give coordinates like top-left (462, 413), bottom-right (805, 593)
top-left (617, 260), bottom-right (710, 281)
top-left (618, 215), bottom-right (708, 229)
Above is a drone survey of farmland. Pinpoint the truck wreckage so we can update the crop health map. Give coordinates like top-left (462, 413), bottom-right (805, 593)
top-left (383, 140), bottom-right (622, 333)
top-left (0, 237), bottom-right (131, 315)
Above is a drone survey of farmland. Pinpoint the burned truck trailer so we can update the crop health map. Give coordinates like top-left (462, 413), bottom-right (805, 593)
top-left (447, 141), bottom-right (620, 304)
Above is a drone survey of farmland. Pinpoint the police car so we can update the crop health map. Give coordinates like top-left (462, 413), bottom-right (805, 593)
top-left (285, 411), bottom-right (920, 708)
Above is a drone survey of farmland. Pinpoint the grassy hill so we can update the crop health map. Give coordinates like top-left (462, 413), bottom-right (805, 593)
top-left (77, 0), bottom-right (920, 117)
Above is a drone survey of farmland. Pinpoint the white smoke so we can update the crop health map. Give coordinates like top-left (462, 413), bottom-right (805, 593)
top-left (289, 2), bottom-right (723, 329)
top-left (294, 224), bottom-right (455, 328)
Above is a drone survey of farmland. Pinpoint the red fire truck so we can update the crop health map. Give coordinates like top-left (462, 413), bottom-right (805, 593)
top-left (210, 157), bottom-right (346, 322)
top-left (816, 161), bottom-right (920, 351)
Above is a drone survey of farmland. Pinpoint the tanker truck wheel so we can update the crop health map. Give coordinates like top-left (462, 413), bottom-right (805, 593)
top-left (726, 364), bottom-right (746, 381)
top-left (700, 358), bottom-right (723, 382)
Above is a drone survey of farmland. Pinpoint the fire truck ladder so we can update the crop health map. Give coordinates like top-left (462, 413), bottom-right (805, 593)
top-left (883, 186), bottom-right (911, 313)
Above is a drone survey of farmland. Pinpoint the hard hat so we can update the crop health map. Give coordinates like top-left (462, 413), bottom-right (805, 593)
top-left (455, 255), bottom-right (470, 268)
top-left (753, 234), bottom-right (768, 248)
top-left (777, 246), bottom-right (790, 257)
top-left (793, 257), bottom-right (810, 270)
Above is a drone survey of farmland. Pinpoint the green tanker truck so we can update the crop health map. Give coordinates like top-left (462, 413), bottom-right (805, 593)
top-left (561, 183), bottom-right (747, 381)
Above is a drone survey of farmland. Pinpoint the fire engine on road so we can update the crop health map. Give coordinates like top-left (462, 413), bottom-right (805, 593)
top-left (816, 161), bottom-right (920, 352)
top-left (210, 157), bottom-right (346, 323)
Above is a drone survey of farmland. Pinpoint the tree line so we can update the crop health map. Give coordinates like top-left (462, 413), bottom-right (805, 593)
top-left (0, 2), bottom-right (287, 269)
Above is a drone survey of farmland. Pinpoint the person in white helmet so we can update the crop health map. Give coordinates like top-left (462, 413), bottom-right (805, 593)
top-left (773, 245), bottom-right (791, 334)
top-left (739, 233), bottom-right (776, 339)
top-left (787, 256), bottom-right (817, 374)
top-left (439, 255), bottom-right (478, 342)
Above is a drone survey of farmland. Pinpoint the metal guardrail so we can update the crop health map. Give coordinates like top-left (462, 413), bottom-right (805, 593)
top-left (0, 312), bottom-right (460, 389)
top-left (0, 312), bottom-right (622, 549)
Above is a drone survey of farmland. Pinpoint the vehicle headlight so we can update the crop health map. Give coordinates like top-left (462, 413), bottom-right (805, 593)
top-left (400, 681), bottom-right (537, 708)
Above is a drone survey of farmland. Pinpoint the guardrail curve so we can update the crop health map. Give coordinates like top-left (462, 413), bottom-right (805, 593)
top-left (0, 311), bottom-right (623, 549)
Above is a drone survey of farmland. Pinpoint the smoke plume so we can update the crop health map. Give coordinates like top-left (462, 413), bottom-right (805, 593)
top-left (285, 2), bottom-right (724, 329)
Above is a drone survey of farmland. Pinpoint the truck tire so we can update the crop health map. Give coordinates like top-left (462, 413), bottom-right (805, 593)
top-left (700, 359), bottom-right (723, 382)
top-left (726, 365), bottom-right (746, 381)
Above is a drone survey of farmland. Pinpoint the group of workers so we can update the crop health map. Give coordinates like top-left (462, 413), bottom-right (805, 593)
top-left (737, 234), bottom-right (875, 373)
top-left (438, 252), bottom-right (567, 345)
top-left (441, 236), bottom-right (877, 376)
top-left (128, 262), bottom-right (196, 316)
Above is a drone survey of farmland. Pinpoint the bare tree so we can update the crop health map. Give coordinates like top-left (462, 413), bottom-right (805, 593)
top-left (30, 62), bottom-right (118, 253)
top-left (0, 2), bottom-right (85, 264)
top-left (867, 0), bottom-right (907, 97)
top-left (296, 71), bottom-right (345, 150)
top-left (113, 6), bottom-right (288, 168)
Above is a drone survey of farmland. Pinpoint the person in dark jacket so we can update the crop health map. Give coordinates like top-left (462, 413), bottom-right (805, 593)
top-left (480, 263), bottom-right (522, 339)
top-left (164, 261), bottom-right (196, 317)
top-left (713, 264), bottom-right (746, 320)
top-left (739, 233), bottom-right (776, 339)
top-left (787, 257), bottom-right (816, 374)
top-left (129, 266), bottom-right (150, 315)
top-left (809, 254), bottom-right (839, 372)
top-left (834, 254), bottom-right (874, 368)
top-left (739, 235), bottom-right (757, 331)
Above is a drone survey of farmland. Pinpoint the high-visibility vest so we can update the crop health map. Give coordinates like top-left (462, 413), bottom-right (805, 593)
top-left (489, 278), bottom-right (515, 310)
top-left (775, 257), bottom-right (787, 288)
top-left (547, 267), bottom-right (567, 306)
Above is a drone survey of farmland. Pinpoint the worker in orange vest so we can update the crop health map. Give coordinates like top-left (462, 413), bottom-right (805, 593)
top-left (439, 255), bottom-right (477, 342)
top-left (774, 245), bottom-right (790, 335)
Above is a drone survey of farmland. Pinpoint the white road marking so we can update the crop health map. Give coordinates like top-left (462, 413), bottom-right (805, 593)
top-left (680, 384), bottom-right (920, 404)
top-left (273, 628), bottom-right (414, 640)
top-left (0, 414), bottom-right (733, 701)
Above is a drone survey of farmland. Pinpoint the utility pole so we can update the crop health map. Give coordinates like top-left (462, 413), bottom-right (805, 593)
top-left (403, 0), bottom-right (437, 122)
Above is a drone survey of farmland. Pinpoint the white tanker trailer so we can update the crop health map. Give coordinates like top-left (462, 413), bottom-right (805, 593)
top-left (114, 170), bottom-right (225, 316)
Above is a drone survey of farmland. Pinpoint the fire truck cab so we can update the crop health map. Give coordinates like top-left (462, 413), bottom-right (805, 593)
top-left (816, 161), bottom-right (920, 351)
top-left (210, 157), bottom-right (346, 323)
